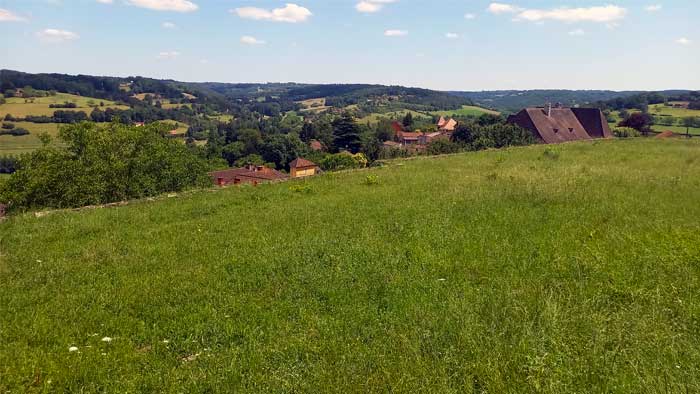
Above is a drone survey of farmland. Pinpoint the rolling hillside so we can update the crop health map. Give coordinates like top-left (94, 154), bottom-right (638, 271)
top-left (2, 139), bottom-right (700, 392)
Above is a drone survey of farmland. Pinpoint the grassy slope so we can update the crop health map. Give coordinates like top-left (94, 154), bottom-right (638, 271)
top-left (430, 105), bottom-right (500, 117)
top-left (649, 103), bottom-right (700, 118)
top-left (0, 122), bottom-right (62, 156)
top-left (0, 93), bottom-right (129, 118)
top-left (2, 139), bottom-right (700, 392)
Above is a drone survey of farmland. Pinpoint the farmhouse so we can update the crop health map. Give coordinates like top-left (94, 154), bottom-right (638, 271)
top-left (507, 106), bottom-right (612, 144)
top-left (437, 117), bottom-right (458, 132)
top-left (289, 158), bottom-right (319, 178)
top-left (209, 165), bottom-right (288, 186)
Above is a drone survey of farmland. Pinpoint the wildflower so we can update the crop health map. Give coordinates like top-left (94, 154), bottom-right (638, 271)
top-left (69, 346), bottom-right (78, 352)
top-left (101, 337), bottom-right (112, 342)
top-left (162, 339), bottom-right (170, 344)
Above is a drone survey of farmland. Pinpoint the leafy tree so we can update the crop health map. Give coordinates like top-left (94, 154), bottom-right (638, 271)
top-left (402, 112), bottom-right (414, 129)
top-left (477, 113), bottom-right (503, 126)
top-left (332, 113), bottom-right (362, 153)
top-left (682, 117), bottom-right (698, 136)
top-left (613, 127), bottom-right (640, 138)
top-left (0, 122), bottom-right (211, 210)
top-left (427, 139), bottom-right (461, 155)
top-left (619, 112), bottom-right (653, 134)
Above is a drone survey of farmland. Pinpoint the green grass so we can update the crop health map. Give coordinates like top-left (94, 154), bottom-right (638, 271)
top-left (358, 109), bottom-right (432, 124)
top-left (2, 139), bottom-right (700, 392)
top-left (608, 121), bottom-right (700, 136)
top-left (0, 122), bottom-right (63, 156)
top-left (430, 105), bottom-right (500, 117)
top-left (649, 103), bottom-right (700, 118)
top-left (0, 93), bottom-right (129, 118)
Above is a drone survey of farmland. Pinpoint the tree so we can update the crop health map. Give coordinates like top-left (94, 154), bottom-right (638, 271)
top-left (682, 117), bottom-right (698, 136)
top-left (402, 112), bottom-right (414, 129)
top-left (619, 112), bottom-right (653, 134)
top-left (332, 113), bottom-right (362, 153)
top-left (0, 122), bottom-right (211, 210)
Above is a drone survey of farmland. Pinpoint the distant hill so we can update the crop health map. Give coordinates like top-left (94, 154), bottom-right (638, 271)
top-left (450, 90), bottom-right (694, 113)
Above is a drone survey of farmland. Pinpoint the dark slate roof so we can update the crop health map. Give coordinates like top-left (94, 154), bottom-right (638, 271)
top-left (508, 107), bottom-right (610, 144)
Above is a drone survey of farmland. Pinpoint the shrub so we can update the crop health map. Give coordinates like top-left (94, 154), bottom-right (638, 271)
top-left (2, 123), bottom-right (15, 130)
top-left (613, 127), bottom-right (641, 138)
top-left (542, 148), bottom-right (561, 160)
top-left (0, 127), bottom-right (29, 136)
top-left (364, 174), bottom-right (379, 186)
top-left (319, 152), bottom-right (367, 171)
top-left (289, 183), bottom-right (313, 194)
top-left (0, 122), bottom-right (211, 210)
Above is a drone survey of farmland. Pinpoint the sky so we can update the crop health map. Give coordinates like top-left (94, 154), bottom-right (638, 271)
top-left (0, 0), bottom-right (698, 91)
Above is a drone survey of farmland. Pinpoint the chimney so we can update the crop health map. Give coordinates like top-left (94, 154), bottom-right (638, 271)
top-left (547, 103), bottom-right (552, 117)
top-left (216, 177), bottom-right (225, 186)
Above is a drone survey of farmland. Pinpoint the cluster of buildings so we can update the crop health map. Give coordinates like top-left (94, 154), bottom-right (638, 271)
top-left (208, 157), bottom-right (319, 187)
top-left (383, 116), bottom-right (458, 150)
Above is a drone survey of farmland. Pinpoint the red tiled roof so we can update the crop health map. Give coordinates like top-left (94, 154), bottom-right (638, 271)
top-left (208, 166), bottom-right (288, 185)
top-left (309, 140), bottom-right (323, 151)
top-left (289, 157), bottom-right (317, 168)
top-left (391, 121), bottom-right (405, 133)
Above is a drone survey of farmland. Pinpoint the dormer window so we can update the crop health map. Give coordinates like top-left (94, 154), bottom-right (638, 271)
top-left (569, 128), bottom-right (574, 133)
top-left (553, 128), bottom-right (559, 133)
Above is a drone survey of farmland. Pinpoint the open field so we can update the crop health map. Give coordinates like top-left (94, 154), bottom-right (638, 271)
top-left (156, 120), bottom-right (189, 135)
top-left (2, 139), bottom-right (700, 392)
top-left (0, 122), bottom-right (62, 156)
top-left (358, 109), bottom-right (432, 124)
top-left (0, 93), bottom-right (129, 118)
top-left (430, 105), bottom-right (501, 117)
top-left (649, 103), bottom-right (700, 118)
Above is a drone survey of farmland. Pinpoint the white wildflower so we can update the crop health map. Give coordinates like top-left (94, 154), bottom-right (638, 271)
top-left (101, 337), bottom-right (112, 342)
top-left (69, 346), bottom-right (78, 352)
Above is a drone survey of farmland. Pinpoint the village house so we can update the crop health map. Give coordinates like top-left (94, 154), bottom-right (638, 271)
top-left (209, 164), bottom-right (288, 186)
top-left (437, 116), bottom-right (458, 133)
top-left (289, 158), bottom-right (319, 178)
top-left (507, 105), bottom-right (612, 144)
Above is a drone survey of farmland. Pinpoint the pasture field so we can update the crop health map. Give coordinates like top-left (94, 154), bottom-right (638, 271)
top-left (156, 120), bottom-right (189, 135)
top-left (0, 122), bottom-right (62, 156)
top-left (430, 105), bottom-right (500, 118)
top-left (0, 93), bottom-right (129, 118)
top-left (1, 139), bottom-right (700, 392)
top-left (358, 109), bottom-right (432, 124)
top-left (649, 103), bottom-right (700, 118)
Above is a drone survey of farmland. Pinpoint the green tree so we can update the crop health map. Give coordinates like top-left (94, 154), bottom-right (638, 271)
top-left (0, 122), bottom-right (211, 210)
top-left (332, 113), bottom-right (362, 153)
top-left (402, 112), bottom-right (414, 129)
top-left (682, 117), bottom-right (698, 136)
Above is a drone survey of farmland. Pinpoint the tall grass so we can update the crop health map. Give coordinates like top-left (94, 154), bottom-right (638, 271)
top-left (1, 139), bottom-right (700, 392)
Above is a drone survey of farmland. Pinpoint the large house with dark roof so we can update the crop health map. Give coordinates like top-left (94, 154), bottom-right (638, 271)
top-left (507, 106), bottom-right (612, 144)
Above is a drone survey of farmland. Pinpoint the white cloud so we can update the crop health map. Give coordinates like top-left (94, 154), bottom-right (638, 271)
top-left (127, 0), bottom-right (198, 12)
top-left (487, 3), bottom-right (521, 14)
top-left (464, 13), bottom-right (476, 20)
top-left (515, 5), bottom-right (627, 23)
top-left (36, 28), bottom-right (79, 43)
top-left (568, 29), bottom-right (585, 36)
top-left (0, 8), bottom-right (27, 22)
top-left (233, 3), bottom-right (312, 23)
top-left (162, 21), bottom-right (176, 28)
top-left (157, 50), bottom-right (180, 59)
top-left (445, 32), bottom-right (459, 39)
top-left (356, 0), bottom-right (397, 13)
top-left (645, 4), bottom-right (662, 12)
top-left (96, 0), bottom-right (113, 4)
top-left (676, 37), bottom-right (691, 45)
top-left (240, 35), bottom-right (266, 45)
top-left (384, 29), bottom-right (407, 37)
top-left (490, 3), bottom-right (627, 24)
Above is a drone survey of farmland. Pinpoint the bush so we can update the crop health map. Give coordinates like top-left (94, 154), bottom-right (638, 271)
top-left (613, 127), bottom-right (641, 138)
top-left (364, 174), bottom-right (379, 185)
top-left (319, 153), bottom-right (363, 171)
top-left (0, 122), bottom-right (211, 210)
top-left (0, 127), bottom-right (29, 136)
top-left (2, 123), bottom-right (15, 130)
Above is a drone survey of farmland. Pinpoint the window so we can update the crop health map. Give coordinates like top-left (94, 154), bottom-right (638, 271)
top-left (569, 128), bottom-right (574, 132)
top-left (553, 128), bottom-right (559, 133)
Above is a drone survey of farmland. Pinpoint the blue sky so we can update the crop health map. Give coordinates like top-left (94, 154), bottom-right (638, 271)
top-left (0, 0), bottom-right (698, 91)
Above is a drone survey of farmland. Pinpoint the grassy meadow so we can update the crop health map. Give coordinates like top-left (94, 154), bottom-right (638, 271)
top-left (0, 122), bottom-right (62, 156)
top-left (1, 139), bottom-right (700, 392)
top-left (430, 105), bottom-right (500, 118)
top-left (0, 93), bottom-right (128, 118)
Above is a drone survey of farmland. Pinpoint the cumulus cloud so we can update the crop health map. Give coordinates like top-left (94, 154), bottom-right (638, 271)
top-left (36, 28), bottom-right (79, 43)
top-left (645, 4), bottom-right (662, 12)
top-left (384, 29), bottom-right (407, 37)
top-left (127, 0), bottom-right (198, 12)
top-left (445, 32), bottom-right (459, 39)
top-left (356, 0), bottom-right (398, 13)
top-left (464, 13), bottom-right (476, 20)
top-left (233, 3), bottom-right (312, 23)
top-left (676, 37), bottom-right (691, 45)
top-left (568, 29), bottom-right (585, 36)
top-left (157, 50), bottom-right (180, 59)
top-left (489, 3), bottom-right (627, 24)
top-left (162, 21), bottom-right (176, 28)
top-left (0, 8), bottom-right (27, 22)
top-left (96, 0), bottom-right (114, 4)
top-left (487, 3), bottom-right (521, 14)
top-left (240, 35), bottom-right (266, 45)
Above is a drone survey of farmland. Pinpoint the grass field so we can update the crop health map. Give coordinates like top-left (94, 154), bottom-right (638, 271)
top-left (0, 93), bottom-right (129, 118)
top-left (2, 139), bottom-right (700, 392)
top-left (430, 105), bottom-right (500, 118)
top-left (358, 109), bottom-right (432, 124)
top-left (0, 122), bottom-right (62, 156)
top-left (649, 103), bottom-right (700, 118)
